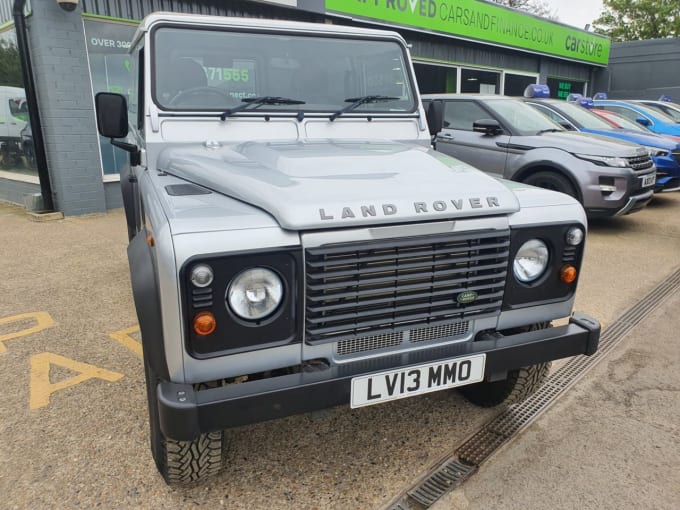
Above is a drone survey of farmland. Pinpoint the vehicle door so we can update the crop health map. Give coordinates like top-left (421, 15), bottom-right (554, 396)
top-left (434, 99), bottom-right (509, 178)
top-left (0, 94), bottom-right (9, 139)
top-left (6, 97), bottom-right (27, 140)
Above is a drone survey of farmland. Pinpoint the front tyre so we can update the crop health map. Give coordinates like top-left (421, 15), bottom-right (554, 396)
top-left (144, 359), bottom-right (224, 484)
top-left (459, 362), bottom-right (551, 408)
top-left (459, 322), bottom-right (552, 407)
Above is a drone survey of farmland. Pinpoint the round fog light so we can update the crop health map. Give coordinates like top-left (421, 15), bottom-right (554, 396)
top-left (566, 227), bottom-right (584, 246)
top-left (227, 268), bottom-right (283, 321)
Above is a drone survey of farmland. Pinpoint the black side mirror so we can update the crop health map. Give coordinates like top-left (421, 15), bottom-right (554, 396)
top-left (635, 117), bottom-right (651, 127)
top-left (425, 100), bottom-right (444, 135)
top-left (473, 118), bottom-right (502, 135)
top-left (95, 92), bottom-right (129, 138)
top-left (95, 92), bottom-right (140, 165)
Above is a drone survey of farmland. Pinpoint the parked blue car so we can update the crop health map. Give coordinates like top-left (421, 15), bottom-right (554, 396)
top-left (636, 99), bottom-right (680, 123)
top-left (592, 99), bottom-right (680, 137)
top-left (524, 87), bottom-right (680, 192)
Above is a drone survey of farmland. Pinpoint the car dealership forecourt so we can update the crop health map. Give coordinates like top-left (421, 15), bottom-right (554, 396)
top-left (1, 0), bottom-right (680, 500)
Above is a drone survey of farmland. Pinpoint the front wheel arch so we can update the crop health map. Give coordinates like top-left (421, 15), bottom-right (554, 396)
top-left (513, 165), bottom-right (583, 204)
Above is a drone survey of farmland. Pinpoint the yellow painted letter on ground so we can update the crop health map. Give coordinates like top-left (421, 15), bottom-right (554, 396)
top-left (0, 312), bottom-right (55, 353)
top-left (109, 325), bottom-right (142, 358)
top-left (29, 352), bottom-right (124, 409)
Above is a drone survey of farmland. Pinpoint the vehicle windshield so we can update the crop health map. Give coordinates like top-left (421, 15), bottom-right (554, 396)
top-left (152, 27), bottom-right (415, 113)
top-left (640, 102), bottom-right (680, 122)
top-left (595, 110), bottom-right (649, 132)
top-left (485, 99), bottom-right (564, 135)
top-left (555, 102), bottom-right (616, 130)
top-left (626, 103), bottom-right (677, 123)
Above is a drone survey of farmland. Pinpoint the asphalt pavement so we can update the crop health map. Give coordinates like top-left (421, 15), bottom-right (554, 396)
top-left (0, 192), bottom-right (679, 509)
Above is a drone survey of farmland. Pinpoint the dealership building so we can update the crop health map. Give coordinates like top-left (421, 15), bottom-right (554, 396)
top-left (0, 0), bottom-right (614, 215)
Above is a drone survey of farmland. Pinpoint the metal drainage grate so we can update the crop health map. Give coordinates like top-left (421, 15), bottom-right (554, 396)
top-left (386, 266), bottom-right (680, 510)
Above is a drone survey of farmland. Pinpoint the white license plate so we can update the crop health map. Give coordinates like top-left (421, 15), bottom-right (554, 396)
top-left (641, 173), bottom-right (656, 187)
top-left (350, 354), bottom-right (486, 409)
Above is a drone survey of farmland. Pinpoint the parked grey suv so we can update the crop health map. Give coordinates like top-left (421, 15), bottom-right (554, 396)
top-left (423, 95), bottom-right (656, 217)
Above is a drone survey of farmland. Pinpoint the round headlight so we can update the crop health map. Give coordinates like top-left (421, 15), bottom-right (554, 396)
top-left (566, 227), bottom-right (584, 246)
top-left (190, 264), bottom-right (214, 288)
top-left (227, 268), bottom-right (283, 321)
top-left (513, 240), bottom-right (549, 283)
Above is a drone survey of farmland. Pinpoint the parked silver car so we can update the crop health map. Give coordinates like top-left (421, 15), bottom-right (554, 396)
top-left (423, 94), bottom-right (656, 217)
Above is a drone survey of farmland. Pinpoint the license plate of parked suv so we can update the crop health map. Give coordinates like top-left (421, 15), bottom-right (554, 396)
top-left (641, 173), bottom-right (656, 187)
top-left (350, 354), bottom-right (486, 408)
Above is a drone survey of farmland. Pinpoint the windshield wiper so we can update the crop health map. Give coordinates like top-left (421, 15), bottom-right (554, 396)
top-left (220, 96), bottom-right (305, 120)
top-left (536, 128), bottom-right (563, 134)
top-left (329, 95), bottom-right (400, 121)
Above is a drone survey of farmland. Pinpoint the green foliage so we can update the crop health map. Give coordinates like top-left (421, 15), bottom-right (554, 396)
top-left (593, 0), bottom-right (680, 41)
top-left (0, 38), bottom-right (23, 88)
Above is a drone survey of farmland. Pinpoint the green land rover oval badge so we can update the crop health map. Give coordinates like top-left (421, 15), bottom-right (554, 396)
top-left (457, 290), bottom-right (478, 305)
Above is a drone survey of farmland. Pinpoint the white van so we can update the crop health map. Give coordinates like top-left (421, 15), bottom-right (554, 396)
top-left (0, 86), bottom-right (27, 168)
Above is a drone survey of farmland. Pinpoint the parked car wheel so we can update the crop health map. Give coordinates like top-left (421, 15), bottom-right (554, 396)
top-left (523, 171), bottom-right (578, 200)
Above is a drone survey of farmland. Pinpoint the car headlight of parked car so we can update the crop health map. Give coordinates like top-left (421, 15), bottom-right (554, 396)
top-left (642, 146), bottom-right (669, 158)
top-left (573, 153), bottom-right (629, 167)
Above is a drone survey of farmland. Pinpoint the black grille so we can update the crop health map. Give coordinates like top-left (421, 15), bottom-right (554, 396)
top-left (672, 151), bottom-right (680, 165)
top-left (627, 155), bottom-right (654, 171)
top-left (305, 231), bottom-right (510, 344)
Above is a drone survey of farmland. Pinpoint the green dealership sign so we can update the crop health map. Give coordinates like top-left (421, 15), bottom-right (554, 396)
top-left (325, 0), bottom-right (610, 66)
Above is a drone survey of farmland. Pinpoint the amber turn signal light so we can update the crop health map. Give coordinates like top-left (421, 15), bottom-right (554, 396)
top-left (193, 311), bottom-right (216, 336)
top-left (560, 265), bottom-right (577, 284)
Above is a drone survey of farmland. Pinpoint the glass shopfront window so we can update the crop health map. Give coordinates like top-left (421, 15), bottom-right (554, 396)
top-left (504, 73), bottom-right (538, 97)
top-left (0, 24), bottom-right (37, 178)
top-left (414, 63), bottom-right (457, 94)
top-left (460, 68), bottom-right (500, 94)
top-left (83, 18), bottom-right (137, 177)
top-left (546, 77), bottom-right (586, 100)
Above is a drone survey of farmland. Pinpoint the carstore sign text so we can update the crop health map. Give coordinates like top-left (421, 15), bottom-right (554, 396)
top-left (326, 0), bottom-right (610, 65)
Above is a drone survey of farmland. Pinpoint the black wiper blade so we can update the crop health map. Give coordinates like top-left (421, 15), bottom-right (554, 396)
top-left (536, 128), bottom-right (563, 134)
top-left (329, 95), bottom-right (400, 121)
top-left (220, 96), bottom-right (305, 120)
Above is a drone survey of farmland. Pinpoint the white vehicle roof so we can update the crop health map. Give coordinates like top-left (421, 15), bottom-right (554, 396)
top-left (0, 86), bottom-right (26, 98)
top-left (131, 11), bottom-right (406, 48)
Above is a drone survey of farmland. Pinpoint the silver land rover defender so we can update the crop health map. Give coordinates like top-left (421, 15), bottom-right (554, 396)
top-left (95, 13), bottom-right (600, 484)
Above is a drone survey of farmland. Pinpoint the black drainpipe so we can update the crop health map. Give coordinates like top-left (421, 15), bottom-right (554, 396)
top-left (13, 0), bottom-right (54, 211)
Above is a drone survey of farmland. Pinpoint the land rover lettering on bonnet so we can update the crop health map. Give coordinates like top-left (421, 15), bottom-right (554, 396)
top-left (95, 12), bottom-right (600, 484)
top-left (319, 196), bottom-right (502, 220)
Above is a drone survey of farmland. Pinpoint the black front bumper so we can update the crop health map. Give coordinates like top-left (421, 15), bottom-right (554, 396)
top-left (158, 313), bottom-right (600, 441)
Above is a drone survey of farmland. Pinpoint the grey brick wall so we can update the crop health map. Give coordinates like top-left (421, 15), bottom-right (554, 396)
top-left (0, 177), bottom-right (40, 206)
top-left (104, 181), bottom-right (123, 209)
top-left (26, 1), bottom-right (106, 215)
